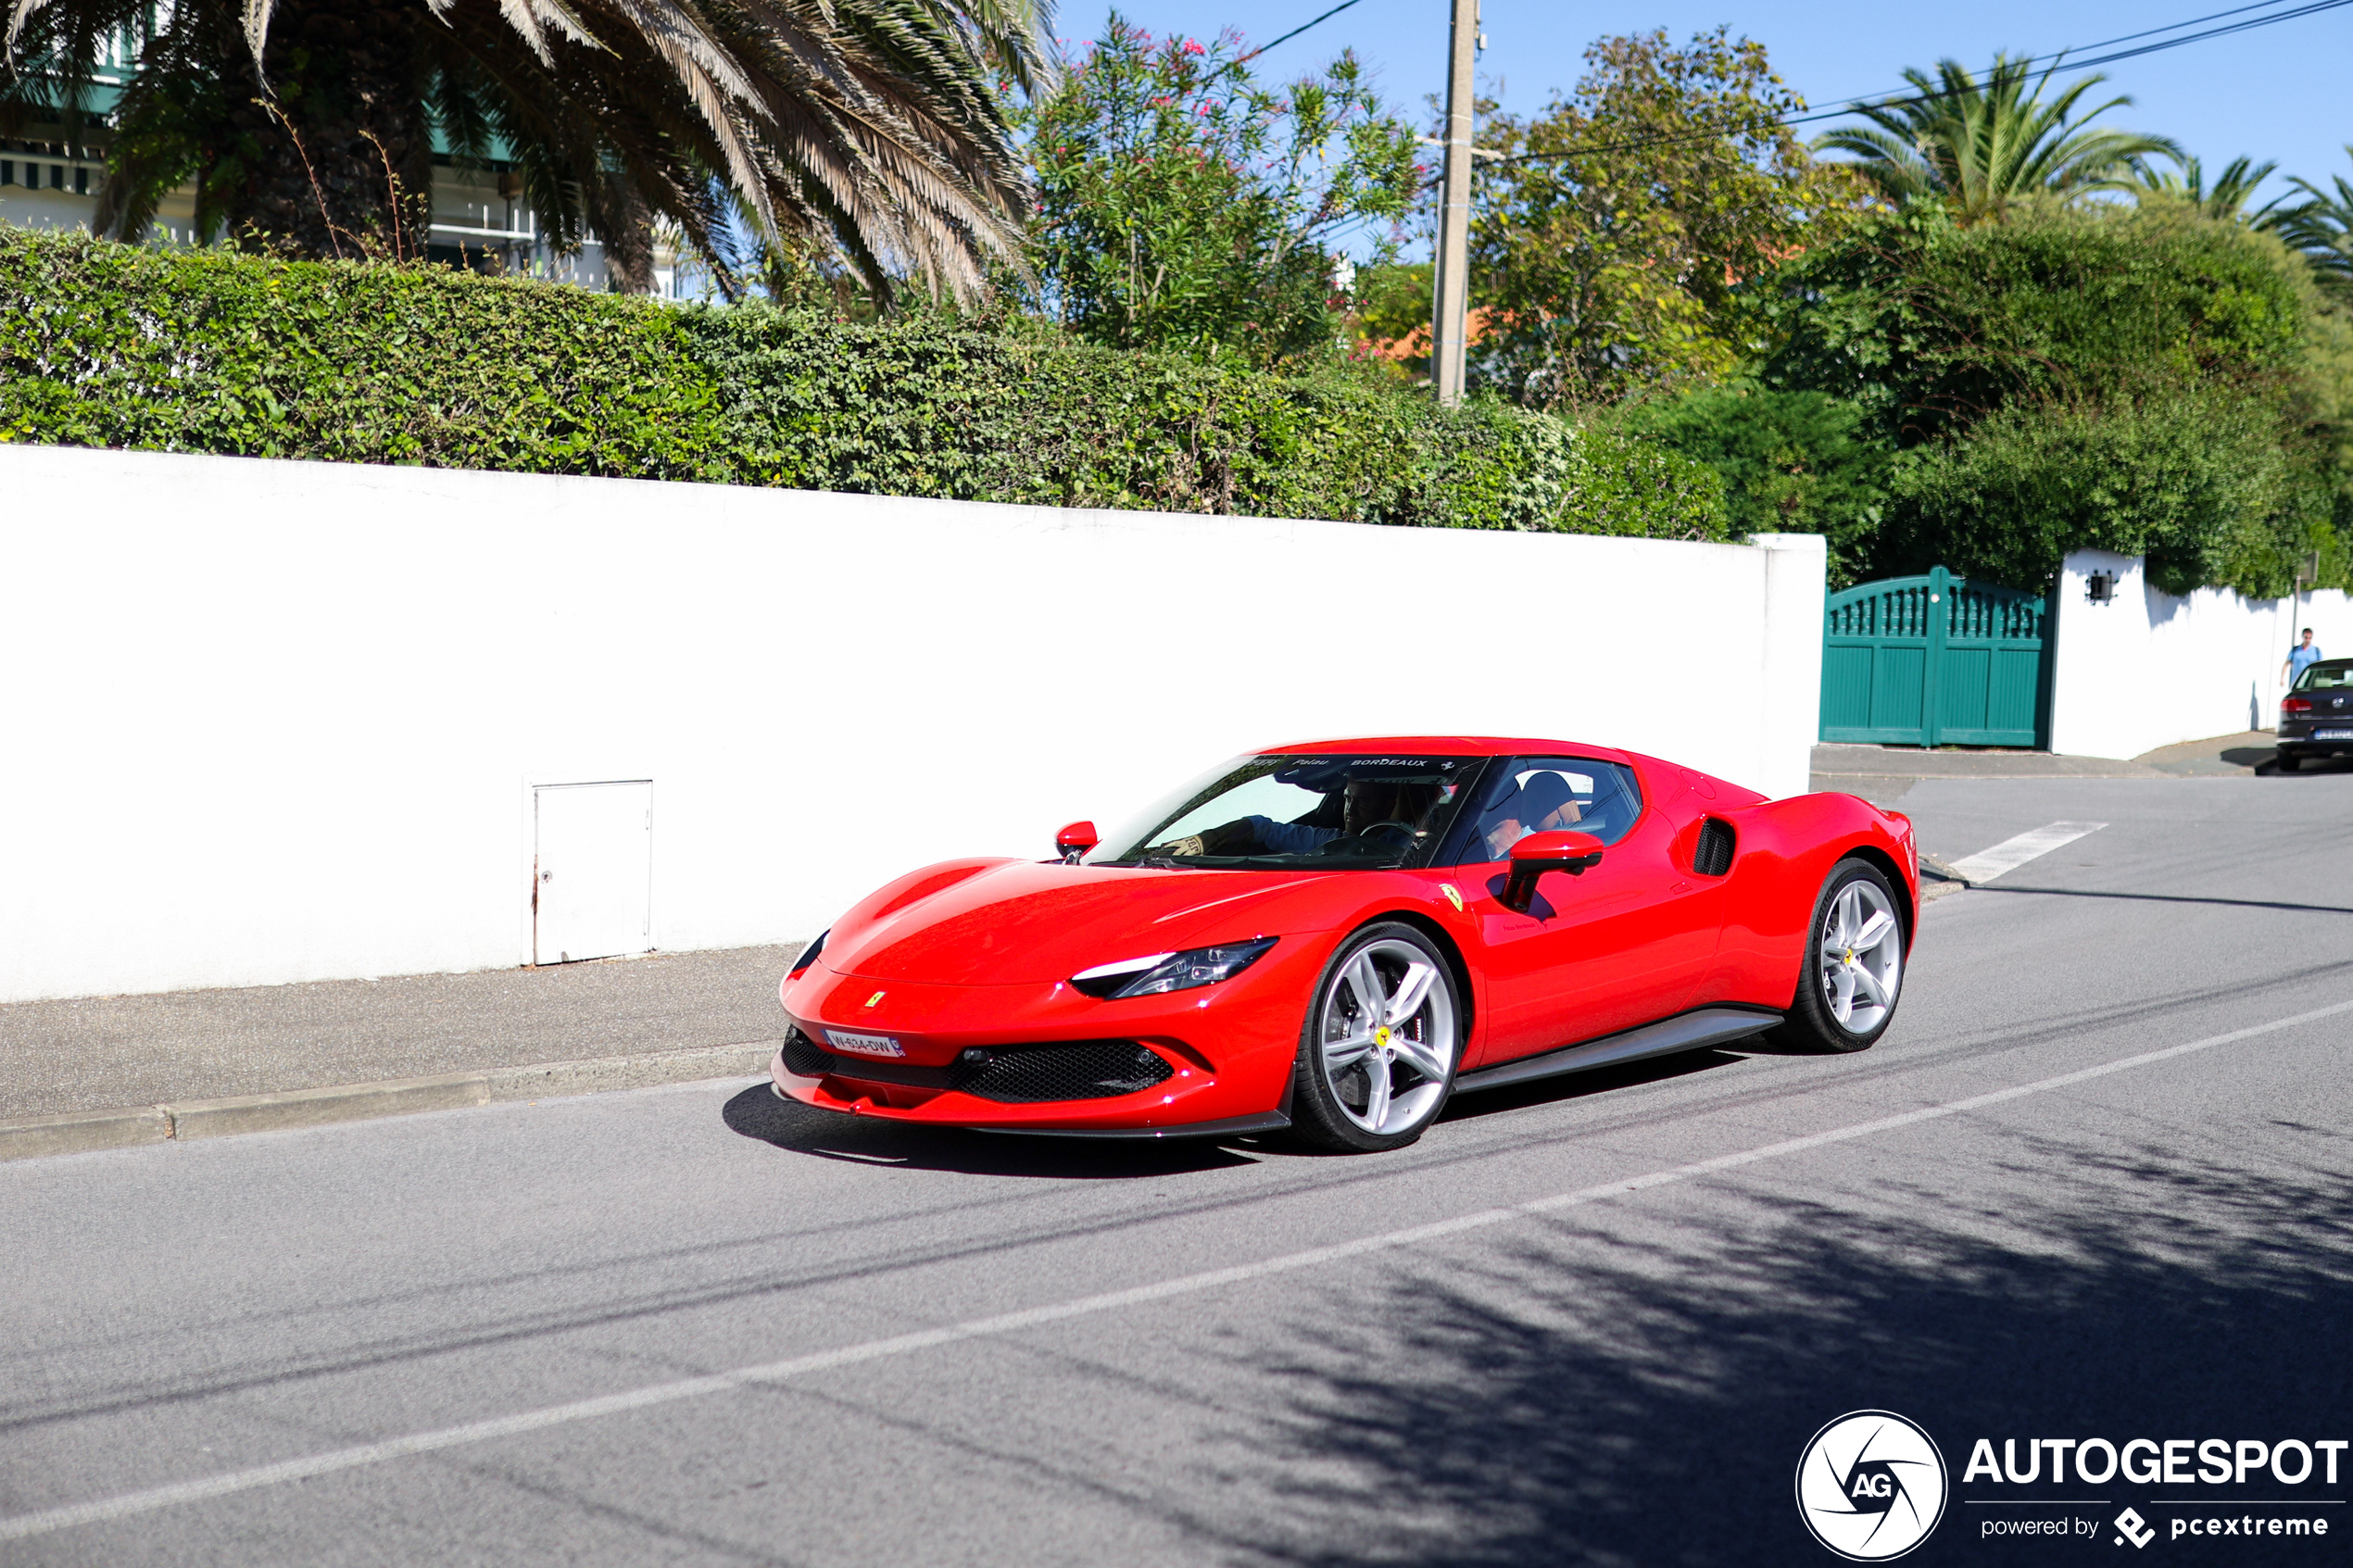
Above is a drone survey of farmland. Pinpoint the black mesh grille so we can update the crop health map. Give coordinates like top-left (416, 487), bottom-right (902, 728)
top-left (963, 1042), bottom-right (1175, 1104)
top-left (1694, 818), bottom-right (1736, 877)
top-left (779, 1026), bottom-right (833, 1076)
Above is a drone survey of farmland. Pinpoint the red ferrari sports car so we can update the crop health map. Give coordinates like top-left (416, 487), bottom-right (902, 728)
top-left (772, 737), bottom-right (1918, 1152)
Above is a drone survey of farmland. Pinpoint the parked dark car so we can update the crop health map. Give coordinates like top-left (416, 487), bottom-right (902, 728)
top-left (2279, 658), bottom-right (2353, 770)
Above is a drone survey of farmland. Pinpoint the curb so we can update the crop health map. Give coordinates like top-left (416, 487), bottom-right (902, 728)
top-left (0, 1105), bottom-right (174, 1161)
top-left (1918, 852), bottom-right (1973, 903)
top-left (1919, 851), bottom-right (1972, 884)
top-left (0, 1041), bottom-right (780, 1164)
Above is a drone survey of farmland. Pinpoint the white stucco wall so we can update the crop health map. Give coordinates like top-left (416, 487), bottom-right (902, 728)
top-left (0, 445), bottom-right (1823, 1003)
top-left (2048, 549), bottom-right (2353, 759)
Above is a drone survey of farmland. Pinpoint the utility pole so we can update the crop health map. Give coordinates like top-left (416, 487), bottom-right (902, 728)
top-left (1429, 0), bottom-right (1478, 405)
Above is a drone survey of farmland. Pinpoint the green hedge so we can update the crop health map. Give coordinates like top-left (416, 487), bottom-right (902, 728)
top-left (0, 228), bottom-right (1730, 540)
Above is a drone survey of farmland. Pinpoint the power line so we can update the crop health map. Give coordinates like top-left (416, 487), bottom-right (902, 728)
top-left (1232, 0), bottom-right (1368, 68)
top-left (1478, 0), bottom-right (2353, 168)
top-left (1799, 0), bottom-right (2325, 113)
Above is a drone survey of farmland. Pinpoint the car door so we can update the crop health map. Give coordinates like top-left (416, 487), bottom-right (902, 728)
top-left (1454, 758), bottom-right (1727, 1068)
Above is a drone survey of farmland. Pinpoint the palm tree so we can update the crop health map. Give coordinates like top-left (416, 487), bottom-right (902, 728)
top-left (2110, 153), bottom-right (2283, 223)
top-left (1814, 55), bottom-right (2181, 225)
top-left (3, 0), bottom-right (1051, 297)
top-left (2266, 148), bottom-right (2353, 304)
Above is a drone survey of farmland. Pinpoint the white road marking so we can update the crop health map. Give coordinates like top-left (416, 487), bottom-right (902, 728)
top-left (6, 994), bottom-right (2350, 1544)
top-left (1948, 821), bottom-right (2108, 884)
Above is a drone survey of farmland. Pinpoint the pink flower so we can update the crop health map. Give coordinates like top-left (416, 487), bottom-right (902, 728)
top-left (1182, 39), bottom-right (1205, 55)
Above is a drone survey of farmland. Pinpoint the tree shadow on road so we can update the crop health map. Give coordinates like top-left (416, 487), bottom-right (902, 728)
top-left (1212, 1124), bottom-right (2353, 1567)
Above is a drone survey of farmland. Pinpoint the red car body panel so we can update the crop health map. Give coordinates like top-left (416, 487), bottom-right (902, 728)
top-left (773, 737), bottom-right (1918, 1135)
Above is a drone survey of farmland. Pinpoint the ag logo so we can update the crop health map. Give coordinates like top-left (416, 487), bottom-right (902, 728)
top-left (1795, 1411), bottom-right (1948, 1561)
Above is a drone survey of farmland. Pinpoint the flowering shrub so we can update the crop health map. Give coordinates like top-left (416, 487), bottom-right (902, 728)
top-left (1022, 15), bottom-right (1420, 364)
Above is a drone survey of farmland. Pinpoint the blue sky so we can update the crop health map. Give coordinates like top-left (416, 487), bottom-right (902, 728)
top-left (1060, 0), bottom-right (2353, 253)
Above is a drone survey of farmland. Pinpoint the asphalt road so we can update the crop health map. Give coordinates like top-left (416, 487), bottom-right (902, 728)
top-left (6, 774), bottom-right (2351, 1567)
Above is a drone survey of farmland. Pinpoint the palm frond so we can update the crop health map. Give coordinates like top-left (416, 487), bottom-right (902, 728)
top-left (23, 0), bottom-right (1056, 299)
top-left (2108, 152), bottom-right (2282, 223)
top-left (2266, 147), bottom-right (2353, 303)
top-left (1812, 52), bottom-right (2172, 225)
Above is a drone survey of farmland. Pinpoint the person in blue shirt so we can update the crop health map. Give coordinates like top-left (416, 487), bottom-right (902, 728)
top-left (2284, 628), bottom-right (2325, 687)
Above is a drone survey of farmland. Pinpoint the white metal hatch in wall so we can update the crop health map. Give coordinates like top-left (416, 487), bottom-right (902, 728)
top-left (533, 781), bottom-right (652, 964)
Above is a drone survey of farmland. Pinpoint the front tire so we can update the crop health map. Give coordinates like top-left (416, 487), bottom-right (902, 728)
top-left (1290, 922), bottom-right (1462, 1152)
top-left (1771, 859), bottom-right (1906, 1054)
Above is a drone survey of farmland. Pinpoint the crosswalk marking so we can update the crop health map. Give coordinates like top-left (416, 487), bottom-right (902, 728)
top-left (1948, 821), bottom-right (2108, 884)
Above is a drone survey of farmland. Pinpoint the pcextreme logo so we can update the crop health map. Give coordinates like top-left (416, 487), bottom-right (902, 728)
top-left (1796, 1411), bottom-right (1951, 1561)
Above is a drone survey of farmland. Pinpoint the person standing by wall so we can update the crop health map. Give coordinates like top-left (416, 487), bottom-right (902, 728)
top-left (2284, 627), bottom-right (2326, 688)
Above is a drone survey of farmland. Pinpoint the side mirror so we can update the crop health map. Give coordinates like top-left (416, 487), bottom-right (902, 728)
top-left (1503, 830), bottom-right (1604, 912)
top-left (1055, 821), bottom-right (1099, 864)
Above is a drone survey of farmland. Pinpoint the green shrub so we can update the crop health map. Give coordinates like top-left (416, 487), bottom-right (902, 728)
top-left (1755, 203), bottom-right (2344, 596)
top-left (1613, 387), bottom-right (1886, 583)
top-left (1885, 388), bottom-right (2330, 596)
top-left (0, 227), bottom-right (1730, 543)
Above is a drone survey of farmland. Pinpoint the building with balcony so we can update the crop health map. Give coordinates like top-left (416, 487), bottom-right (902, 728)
top-left (1, 32), bottom-right (691, 295)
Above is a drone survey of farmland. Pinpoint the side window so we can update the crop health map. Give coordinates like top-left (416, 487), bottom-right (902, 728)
top-left (1455, 758), bottom-right (1642, 863)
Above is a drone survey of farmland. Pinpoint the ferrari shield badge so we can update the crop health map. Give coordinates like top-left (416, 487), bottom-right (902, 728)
top-left (864, 990), bottom-right (887, 1009)
top-left (1440, 884), bottom-right (1464, 912)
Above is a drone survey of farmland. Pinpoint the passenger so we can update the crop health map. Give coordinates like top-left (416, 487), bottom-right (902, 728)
top-left (1480, 771), bottom-right (1583, 860)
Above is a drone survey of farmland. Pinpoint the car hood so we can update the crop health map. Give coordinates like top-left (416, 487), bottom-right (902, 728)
top-left (823, 860), bottom-right (1333, 985)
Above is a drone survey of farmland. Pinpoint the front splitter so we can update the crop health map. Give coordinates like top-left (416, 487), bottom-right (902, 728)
top-left (767, 1081), bottom-right (1288, 1141)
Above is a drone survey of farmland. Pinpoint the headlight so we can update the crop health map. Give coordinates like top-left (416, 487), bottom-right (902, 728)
top-left (1070, 938), bottom-right (1278, 999)
top-left (788, 929), bottom-right (829, 977)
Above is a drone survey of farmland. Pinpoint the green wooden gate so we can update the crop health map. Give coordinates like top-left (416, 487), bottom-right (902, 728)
top-left (1820, 566), bottom-right (2051, 746)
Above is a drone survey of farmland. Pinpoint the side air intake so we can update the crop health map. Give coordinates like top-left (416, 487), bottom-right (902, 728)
top-left (1693, 818), bottom-right (1736, 877)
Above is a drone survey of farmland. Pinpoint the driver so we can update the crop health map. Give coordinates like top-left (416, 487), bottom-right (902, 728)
top-left (1157, 779), bottom-right (1442, 858)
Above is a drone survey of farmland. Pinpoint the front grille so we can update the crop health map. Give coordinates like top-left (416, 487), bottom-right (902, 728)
top-left (963, 1042), bottom-right (1175, 1104)
top-left (1693, 818), bottom-right (1736, 877)
top-left (779, 1026), bottom-right (833, 1076)
top-left (785, 1024), bottom-right (1176, 1103)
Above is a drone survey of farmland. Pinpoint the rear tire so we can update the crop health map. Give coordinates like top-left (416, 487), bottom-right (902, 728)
top-left (1770, 859), bottom-right (1906, 1054)
top-left (1290, 922), bottom-right (1461, 1152)
top-left (2277, 750), bottom-right (2302, 772)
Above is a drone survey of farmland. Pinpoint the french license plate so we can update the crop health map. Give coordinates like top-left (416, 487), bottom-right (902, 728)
top-left (824, 1029), bottom-right (905, 1058)
top-left (2313, 728), bottom-right (2353, 741)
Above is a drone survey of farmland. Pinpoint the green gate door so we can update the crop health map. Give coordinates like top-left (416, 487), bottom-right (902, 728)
top-left (1820, 566), bottom-right (2051, 746)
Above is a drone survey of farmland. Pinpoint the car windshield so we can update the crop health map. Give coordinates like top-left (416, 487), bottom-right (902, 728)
top-left (1088, 754), bottom-right (1483, 870)
top-left (2293, 659), bottom-right (2353, 691)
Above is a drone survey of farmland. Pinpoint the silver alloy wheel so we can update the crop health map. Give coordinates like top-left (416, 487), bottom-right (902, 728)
top-left (1316, 939), bottom-right (1458, 1135)
top-left (1819, 878), bottom-right (1903, 1033)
